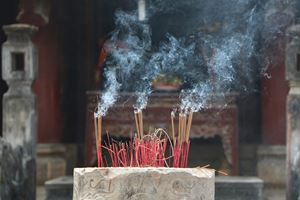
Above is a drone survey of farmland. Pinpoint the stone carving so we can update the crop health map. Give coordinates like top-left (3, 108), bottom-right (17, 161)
top-left (73, 168), bottom-right (215, 200)
top-left (1, 24), bottom-right (38, 200)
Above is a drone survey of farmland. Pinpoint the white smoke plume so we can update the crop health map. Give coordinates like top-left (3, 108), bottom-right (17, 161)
top-left (98, 0), bottom-right (295, 115)
top-left (95, 69), bottom-right (121, 117)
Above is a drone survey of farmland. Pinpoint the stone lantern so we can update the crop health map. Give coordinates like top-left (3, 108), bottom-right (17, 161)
top-left (1, 24), bottom-right (38, 200)
top-left (286, 24), bottom-right (300, 200)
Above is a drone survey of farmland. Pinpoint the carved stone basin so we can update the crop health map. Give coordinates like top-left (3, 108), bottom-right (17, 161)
top-left (73, 167), bottom-right (215, 200)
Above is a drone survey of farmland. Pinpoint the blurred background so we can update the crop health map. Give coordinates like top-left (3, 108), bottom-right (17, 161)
top-left (1, 0), bottom-right (300, 199)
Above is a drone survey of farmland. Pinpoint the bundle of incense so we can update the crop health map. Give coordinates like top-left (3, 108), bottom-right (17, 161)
top-left (171, 111), bottom-right (194, 143)
top-left (93, 109), bottom-right (194, 168)
top-left (134, 109), bottom-right (144, 139)
top-left (94, 114), bottom-right (103, 167)
top-left (172, 110), bottom-right (194, 168)
top-left (102, 129), bottom-right (169, 167)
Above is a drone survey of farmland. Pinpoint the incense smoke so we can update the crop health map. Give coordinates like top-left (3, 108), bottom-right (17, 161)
top-left (96, 69), bottom-right (121, 117)
top-left (98, 0), bottom-right (295, 114)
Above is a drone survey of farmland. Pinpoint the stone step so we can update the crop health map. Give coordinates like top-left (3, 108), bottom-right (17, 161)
top-left (45, 175), bottom-right (263, 200)
top-left (45, 177), bottom-right (73, 200)
top-left (215, 176), bottom-right (263, 200)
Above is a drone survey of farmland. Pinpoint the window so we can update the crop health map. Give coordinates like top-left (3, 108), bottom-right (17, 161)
top-left (11, 52), bottom-right (25, 71)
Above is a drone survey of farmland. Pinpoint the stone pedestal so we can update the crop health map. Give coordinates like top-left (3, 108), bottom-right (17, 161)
top-left (257, 145), bottom-right (286, 200)
top-left (37, 144), bottom-right (67, 185)
top-left (257, 145), bottom-right (286, 186)
top-left (73, 168), bottom-right (215, 200)
top-left (1, 24), bottom-right (38, 200)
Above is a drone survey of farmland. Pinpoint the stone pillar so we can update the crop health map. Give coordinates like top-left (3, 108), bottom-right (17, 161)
top-left (1, 24), bottom-right (38, 200)
top-left (73, 168), bottom-right (215, 200)
top-left (286, 24), bottom-right (300, 200)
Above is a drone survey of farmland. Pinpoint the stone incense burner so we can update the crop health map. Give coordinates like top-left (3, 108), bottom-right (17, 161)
top-left (73, 167), bottom-right (215, 200)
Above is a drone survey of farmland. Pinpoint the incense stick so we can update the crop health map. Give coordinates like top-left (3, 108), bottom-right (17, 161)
top-left (94, 114), bottom-right (103, 167)
top-left (171, 112), bottom-right (175, 144)
top-left (180, 113), bottom-right (185, 144)
top-left (139, 110), bottom-right (144, 138)
top-left (186, 112), bottom-right (193, 142)
top-left (94, 116), bottom-right (98, 151)
top-left (182, 114), bottom-right (187, 143)
top-left (178, 113), bottom-right (182, 144)
top-left (98, 116), bottom-right (102, 146)
top-left (134, 110), bottom-right (140, 138)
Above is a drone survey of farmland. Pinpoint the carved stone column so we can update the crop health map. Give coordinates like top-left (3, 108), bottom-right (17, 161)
top-left (286, 24), bottom-right (300, 200)
top-left (1, 24), bottom-right (38, 200)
